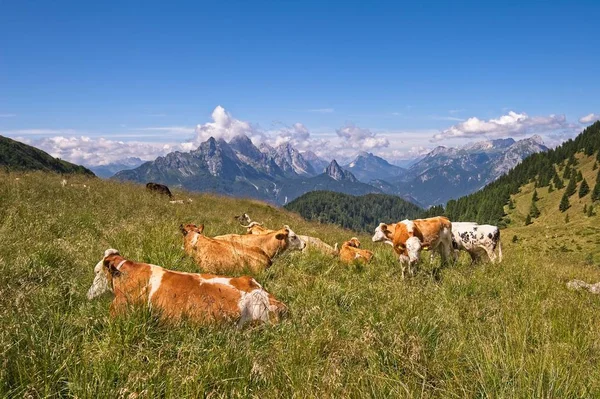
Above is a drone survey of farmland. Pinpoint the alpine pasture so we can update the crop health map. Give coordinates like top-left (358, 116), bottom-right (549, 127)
top-left (2, 172), bottom-right (600, 398)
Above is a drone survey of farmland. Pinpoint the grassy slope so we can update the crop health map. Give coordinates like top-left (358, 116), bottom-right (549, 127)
top-left (2, 172), bottom-right (600, 397)
top-left (504, 152), bottom-right (600, 265)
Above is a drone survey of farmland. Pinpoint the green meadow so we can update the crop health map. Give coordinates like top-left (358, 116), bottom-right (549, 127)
top-left (2, 171), bottom-right (600, 398)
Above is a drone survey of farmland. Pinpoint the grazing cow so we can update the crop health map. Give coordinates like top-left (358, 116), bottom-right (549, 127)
top-left (372, 216), bottom-right (453, 278)
top-left (451, 222), bottom-right (502, 263)
top-left (87, 249), bottom-right (287, 327)
top-left (235, 215), bottom-right (338, 256)
top-left (61, 179), bottom-right (67, 187)
top-left (146, 182), bottom-right (172, 198)
top-left (339, 237), bottom-right (373, 264)
top-left (180, 224), bottom-right (272, 274)
top-left (567, 280), bottom-right (600, 294)
top-left (214, 225), bottom-right (306, 258)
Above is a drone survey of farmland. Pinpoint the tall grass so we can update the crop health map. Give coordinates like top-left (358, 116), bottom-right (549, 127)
top-left (1, 172), bottom-right (600, 397)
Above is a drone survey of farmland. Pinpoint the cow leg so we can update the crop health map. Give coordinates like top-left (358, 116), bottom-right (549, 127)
top-left (481, 246), bottom-right (496, 263)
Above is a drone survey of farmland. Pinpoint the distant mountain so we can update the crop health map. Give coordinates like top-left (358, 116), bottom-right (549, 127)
top-left (113, 133), bottom-right (548, 208)
top-left (343, 151), bottom-right (406, 183)
top-left (0, 135), bottom-right (95, 176)
top-left (276, 160), bottom-right (381, 204)
top-left (301, 151), bottom-right (329, 173)
top-left (284, 191), bottom-right (423, 232)
top-left (393, 136), bottom-right (549, 207)
top-left (89, 157), bottom-right (144, 178)
top-left (260, 142), bottom-right (316, 177)
top-left (114, 137), bottom-right (278, 201)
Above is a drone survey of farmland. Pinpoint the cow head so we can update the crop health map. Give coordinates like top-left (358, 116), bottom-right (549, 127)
top-left (345, 237), bottom-right (361, 248)
top-left (87, 248), bottom-right (121, 300)
top-left (179, 223), bottom-right (204, 236)
top-left (372, 223), bottom-right (394, 243)
top-left (275, 225), bottom-right (306, 251)
top-left (245, 221), bottom-right (269, 235)
top-left (234, 213), bottom-right (253, 225)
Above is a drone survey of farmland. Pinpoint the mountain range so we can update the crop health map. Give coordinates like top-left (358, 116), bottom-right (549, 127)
top-left (112, 134), bottom-right (548, 207)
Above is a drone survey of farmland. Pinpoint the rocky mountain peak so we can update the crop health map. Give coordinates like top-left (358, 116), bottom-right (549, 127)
top-left (326, 160), bottom-right (358, 182)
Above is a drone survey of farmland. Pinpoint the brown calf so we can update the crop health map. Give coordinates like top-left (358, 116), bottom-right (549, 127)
top-left (339, 237), bottom-right (374, 264)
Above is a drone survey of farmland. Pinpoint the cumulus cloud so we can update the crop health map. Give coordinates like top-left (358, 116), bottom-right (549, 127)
top-left (191, 105), bottom-right (264, 146)
top-left (579, 113), bottom-right (600, 124)
top-left (24, 136), bottom-right (179, 166)
top-left (336, 124), bottom-right (389, 150)
top-left (432, 111), bottom-right (574, 141)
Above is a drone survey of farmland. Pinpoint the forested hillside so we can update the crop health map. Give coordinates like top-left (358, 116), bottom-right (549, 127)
top-left (0, 135), bottom-right (95, 175)
top-left (442, 121), bottom-right (600, 225)
top-left (284, 191), bottom-right (423, 232)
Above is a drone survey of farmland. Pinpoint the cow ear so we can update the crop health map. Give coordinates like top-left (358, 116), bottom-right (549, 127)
top-left (275, 230), bottom-right (288, 240)
top-left (196, 224), bottom-right (205, 234)
top-left (103, 257), bottom-right (122, 277)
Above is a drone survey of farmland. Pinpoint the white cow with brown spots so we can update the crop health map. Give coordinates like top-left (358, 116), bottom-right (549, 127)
top-left (180, 224), bottom-right (272, 274)
top-left (87, 249), bottom-right (287, 327)
top-left (372, 216), bottom-right (454, 278)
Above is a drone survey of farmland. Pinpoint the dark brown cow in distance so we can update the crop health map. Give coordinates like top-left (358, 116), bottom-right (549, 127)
top-left (146, 182), bottom-right (172, 198)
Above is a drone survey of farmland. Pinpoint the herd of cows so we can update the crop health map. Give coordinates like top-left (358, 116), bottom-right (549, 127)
top-left (85, 182), bottom-right (504, 328)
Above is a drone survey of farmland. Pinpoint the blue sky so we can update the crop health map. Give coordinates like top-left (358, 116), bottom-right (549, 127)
top-left (1, 0), bottom-right (599, 165)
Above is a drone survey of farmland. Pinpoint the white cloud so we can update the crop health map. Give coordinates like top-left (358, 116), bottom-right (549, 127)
top-left (432, 111), bottom-right (574, 141)
top-left (336, 124), bottom-right (389, 150)
top-left (191, 105), bottom-right (264, 146)
top-left (579, 113), bottom-right (600, 124)
top-left (23, 136), bottom-right (178, 166)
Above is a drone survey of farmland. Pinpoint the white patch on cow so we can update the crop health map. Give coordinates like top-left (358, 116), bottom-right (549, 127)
top-left (237, 289), bottom-right (271, 327)
top-left (202, 277), bottom-right (233, 287)
top-left (87, 259), bottom-right (110, 300)
top-left (190, 232), bottom-right (200, 247)
top-left (372, 223), bottom-right (390, 243)
top-left (400, 220), bottom-right (415, 233)
top-left (147, 266), bottom-right (166, 305)
top-left (283, 225), bottom-right (306, 251)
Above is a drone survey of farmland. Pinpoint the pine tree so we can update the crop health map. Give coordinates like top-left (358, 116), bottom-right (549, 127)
top-left (576, 170), bottom-right (583, 182)
top-left (560, 192), bottom-right (570, 212)
top-left (532, 189), bottom-right (538, 202)
top-left (525, 214), bottom-right (532, 226)
top-left (584, 204), bottom-right (588, 214)
top-left (508, 199), bottom-right (515, 210)
top-left (565, 213), bottom-right (570, 223)
top-left (567, 153), bottom-right (578, 166)
top-left (579, 178), bottom-right (590, 198)
top-left (563, 165), bottom-right (571, 179)
top-left (529, 201), bottom-right (540, 218)
top-left (588, 204), bottom-right (595, 217)
top-left (566, 178), bottom-right (577, 197)
top-left (553, 173), bottom-right (564, 189)
top-left (592, 170), bottom-right (600, 202)
top-left (594, 162), bottom-right (598, 171)
top-left (548, 183), bottom-right (554, 193)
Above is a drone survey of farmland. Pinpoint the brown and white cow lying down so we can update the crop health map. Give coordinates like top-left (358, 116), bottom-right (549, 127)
top-left (87, 249), bottom-right (287, 327)
top-left (180, 224), bottom-right (272, 274)
top-left (214, 225), bottom-right (306, 258)
top-left (372, 216), bottom-right (453, 278)
top-left (339, 237), bottom-right (373, 264)
top-left (235, 215), bottom-right (338, 256)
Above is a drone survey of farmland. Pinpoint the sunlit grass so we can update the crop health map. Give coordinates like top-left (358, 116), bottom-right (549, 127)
top-left (1, 172), bottom-right (600, 397)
